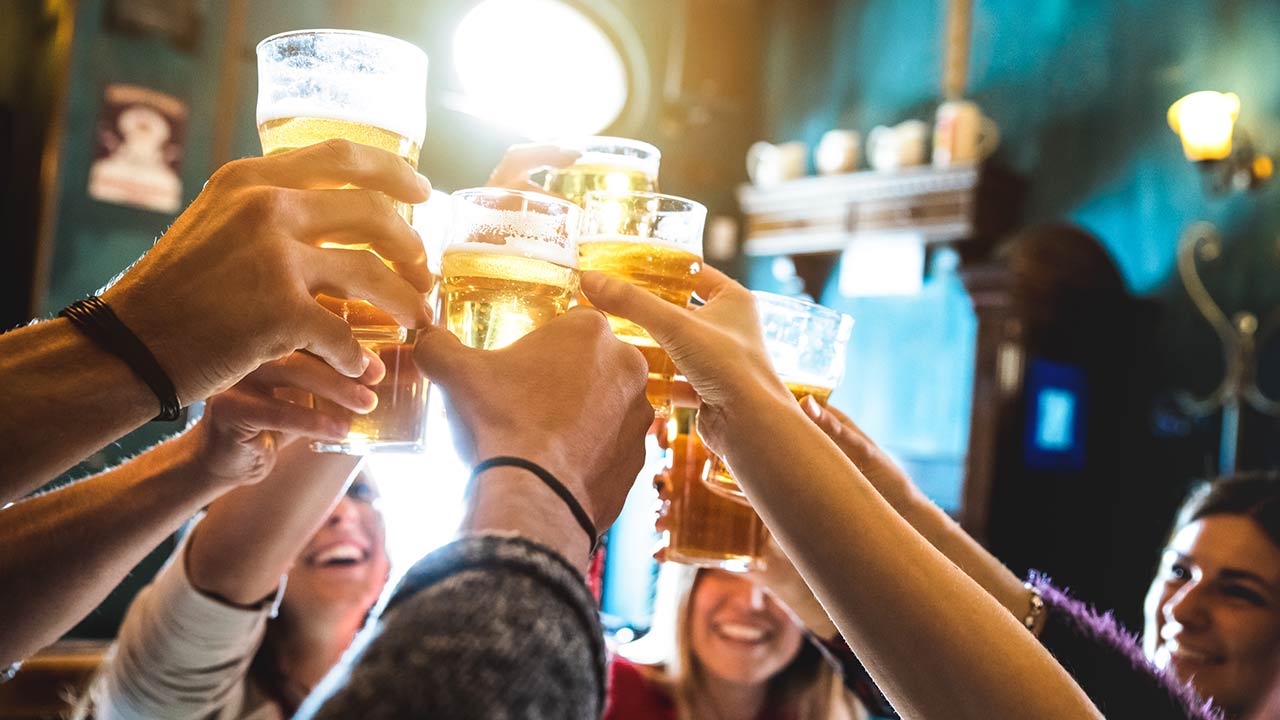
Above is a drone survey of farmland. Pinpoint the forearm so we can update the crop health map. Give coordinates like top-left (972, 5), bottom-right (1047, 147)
top-left (298, 535), bottom-right (605, 720)
top-left (0, 318), bottom-right (156, 500)
top-left (0, 429), bottom-right (225, 665)
top-left (719, 393), bottom-right (1100, 720)
top-left (186, 442), bottom-right (363, 604)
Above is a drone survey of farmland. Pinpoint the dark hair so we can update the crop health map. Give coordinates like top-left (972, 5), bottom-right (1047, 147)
top-left (1173, 470), bottom-right (1280, 550)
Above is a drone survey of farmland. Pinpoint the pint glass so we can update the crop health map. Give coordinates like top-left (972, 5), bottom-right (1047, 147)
top-left (543, 136), bottom-right (660, 207)
top-left (703, 292), bottom-right (854, 500)
top-left (440, 188), bottom-right (581, 350)
top-left (664, 404), bottom-right (769, 572)
top-left (256, 29), bottom-right (430, 454)
top-left (579, 190), bottom-right (705, 417)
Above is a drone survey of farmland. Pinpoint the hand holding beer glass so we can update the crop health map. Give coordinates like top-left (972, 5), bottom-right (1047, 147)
top-left (542, 136), bottom-right (660, 206)
top-left (578, 191), bottom-right (705, 417)
top-left (703, 293), bottom-right (854, 501)
top-left (256, 29), bottom-right (431, 454)
top-left (440, 188), bottom-right (581, 350)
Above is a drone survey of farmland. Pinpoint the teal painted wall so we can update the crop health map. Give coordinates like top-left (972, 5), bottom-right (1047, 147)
top-left (751, 0), bottom-right (1280, 504)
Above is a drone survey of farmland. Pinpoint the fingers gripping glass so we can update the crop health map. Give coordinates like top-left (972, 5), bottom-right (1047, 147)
top-left (578, 190), bottom-right (706, 418)
top-left (702, 293), bottom-right (854, 502)
top-left (255, 29), bottom-right (431, 455)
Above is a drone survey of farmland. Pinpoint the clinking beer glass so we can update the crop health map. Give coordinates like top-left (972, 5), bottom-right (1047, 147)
top-left (439, 188), bottom-right (581, 350)
top-left (256, 29), bottom-right (430, 454)
top-left (703, 292), bottom-right (854, 501)
top-left (542, 136), bottom-right (660, 207)
top-left (578, 190), bottom-right (705, 418)
top-left (663, 398), bottom-right (770, 573)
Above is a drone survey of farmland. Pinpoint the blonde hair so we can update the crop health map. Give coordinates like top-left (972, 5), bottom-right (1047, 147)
top-left (618, 564), bottom-right (866, 720)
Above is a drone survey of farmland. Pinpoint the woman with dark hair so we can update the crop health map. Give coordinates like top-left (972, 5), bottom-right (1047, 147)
top-left (81, 351), bottom-right (393, 720)
top-left (1144, 472), bottom-right (1280, 720)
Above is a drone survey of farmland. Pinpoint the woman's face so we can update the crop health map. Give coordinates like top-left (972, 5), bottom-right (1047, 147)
top-left (286, 477), bottom-right (390, 617)
top-left (1143, 515), bottom-right (1280, 716)
top-left (688, 570), bottom-right (806, 687)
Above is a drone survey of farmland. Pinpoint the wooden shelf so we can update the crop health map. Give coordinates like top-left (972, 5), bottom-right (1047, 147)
top-left (737, 164), bottom-right (982, 257)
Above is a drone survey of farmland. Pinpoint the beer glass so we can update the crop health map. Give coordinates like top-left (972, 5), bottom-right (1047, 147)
top-left (664, 403), bottom-right (769, 572)
top-left (703, 292), bottom-right (854, 500)
top-left (543, 137), bottom-right (660, 206)
top-left (579, 190), bottom-right (705, 417)
top-left (441, 188), bottom-right (581, 350)
top-left (256, 29), bottom-right (430, 454)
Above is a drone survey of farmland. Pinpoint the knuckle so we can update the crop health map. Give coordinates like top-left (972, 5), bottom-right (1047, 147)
top-left (319, 138), bottom-right (362, 170)
top-left (206, 159), bottom-right (252, 190)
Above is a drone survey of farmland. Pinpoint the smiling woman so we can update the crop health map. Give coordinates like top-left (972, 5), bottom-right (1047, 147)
top-left (1143, 472), bottom-right (1280, 720)
top-left (451, 0), bottom-right (631, 138)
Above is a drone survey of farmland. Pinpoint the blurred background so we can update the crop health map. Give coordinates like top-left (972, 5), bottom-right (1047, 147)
top-left (2, 0), bottom-right (1277, 651)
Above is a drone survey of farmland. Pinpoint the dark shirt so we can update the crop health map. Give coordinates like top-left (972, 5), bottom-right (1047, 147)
top-left (297, 534), bottom-right (607, 720)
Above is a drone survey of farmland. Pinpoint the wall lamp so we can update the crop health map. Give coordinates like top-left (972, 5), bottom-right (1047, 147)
top-left (1168, 91), bottom-right (1273, 193)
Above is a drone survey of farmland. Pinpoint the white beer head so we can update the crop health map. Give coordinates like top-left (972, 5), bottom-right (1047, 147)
top-left (256, 29), bottom-right (428, 145)
top-left (446, 188), bottom-right (580, 269)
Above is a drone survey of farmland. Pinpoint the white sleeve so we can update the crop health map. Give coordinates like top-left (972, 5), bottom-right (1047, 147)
top-left (90, 534), bottom-right (282, 720)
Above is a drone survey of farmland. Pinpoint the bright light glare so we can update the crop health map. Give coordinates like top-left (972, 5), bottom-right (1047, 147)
top-left (366, 391), bottom-right (470, 583)
top-left (453, 0), bottom-right (628, 139)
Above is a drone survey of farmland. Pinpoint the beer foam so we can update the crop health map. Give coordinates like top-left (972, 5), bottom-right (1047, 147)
top-left (256, 98), bottom-right (426, 146)
top-left (445, 237), bottom-right (579, 269)
top-left (579, 232), bottom-right (703, 258)
top-left (573, 151), bottom-right (660, 176)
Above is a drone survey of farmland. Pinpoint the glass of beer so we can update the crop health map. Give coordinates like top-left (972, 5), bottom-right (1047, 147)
top-left (703, 292), bottom-right (854, 501)
top-left (256, 29), bottom-right (430, 454)
top-left (664, 402), bottom-right (769, 572)
top-left (440, 188), bottom-right (581, 350)
top-left (543, 137), bottom-right (660, 206)
top-left (579, 190), bottom-right (705, 417)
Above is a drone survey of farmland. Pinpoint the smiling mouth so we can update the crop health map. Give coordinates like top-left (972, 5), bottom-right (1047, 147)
top-left (713, 622), bottom-right (772, 645)
top-left (309, 543), bottom-right (370, 568)
top-left (1162, 639), bottom-right (1224, 667)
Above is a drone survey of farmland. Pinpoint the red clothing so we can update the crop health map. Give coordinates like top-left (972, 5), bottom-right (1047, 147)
top-left (603, 657), bottom-right (794, 720)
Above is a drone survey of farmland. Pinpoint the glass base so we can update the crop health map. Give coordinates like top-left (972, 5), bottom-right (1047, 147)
top-left (310, 438), bottom-right (428, 455)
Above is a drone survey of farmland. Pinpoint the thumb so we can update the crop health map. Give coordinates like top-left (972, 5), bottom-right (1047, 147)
top-left (413, 323), bottom-right (473, 384)
top-left (580, 271), bottom-right (692, 351)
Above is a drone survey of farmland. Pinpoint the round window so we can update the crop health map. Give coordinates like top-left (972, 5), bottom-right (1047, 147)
top-left (453, 0), bottom-right (630, 138)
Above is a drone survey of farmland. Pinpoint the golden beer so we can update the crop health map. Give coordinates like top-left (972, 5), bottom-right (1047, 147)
top-left (441, 248), bottom-right (579, 350)
top-left (665, 406), bottom-right (768, 572)
top-left (258, 116), bottom-right (421, 224)
top-left (703, 381), bottom-right (834, 499)
top-left (545, 163), bottom-right (657, 207)
top-left (579, 238), bottom-right (700, 413)
top-left (311, 328), bottom-right (428, 452)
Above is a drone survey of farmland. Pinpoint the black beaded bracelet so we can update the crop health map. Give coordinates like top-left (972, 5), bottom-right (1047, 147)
top-left (59, 296), bottom-right (182, 422)
top-left (471, 456), bottom-right (599, 554)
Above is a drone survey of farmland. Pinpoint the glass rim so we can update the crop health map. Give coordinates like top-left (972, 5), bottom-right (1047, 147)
top-left (751, 290), bottom-right (855, 343)
top-left (256, 29), bottom-right (429, 66)
top-left (451, 186), bottom-right (582, 215)
top-left (581, 189), bottom-right (706, 215)
top-left (554, 135), bottom-right (661, 160)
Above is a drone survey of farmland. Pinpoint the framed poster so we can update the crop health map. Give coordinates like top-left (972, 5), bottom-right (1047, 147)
top-left (87, 84), bottom-right (187, 214)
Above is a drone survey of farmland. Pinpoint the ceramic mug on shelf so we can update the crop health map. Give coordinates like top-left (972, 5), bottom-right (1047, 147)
top-left (746, 141), bottom-right (808, 186)
top-left (866, 119), bottom-right (928, 171)
top-left (814, 129), bottom-right (861, 175)
top-left (932, 99), bottom-right (999, 167)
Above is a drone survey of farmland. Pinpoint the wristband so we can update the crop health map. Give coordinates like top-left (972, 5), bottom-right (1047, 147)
top-left (60, 296), bottom-right (182, 422)
top-left (471, 456), bottom-right (598, 553)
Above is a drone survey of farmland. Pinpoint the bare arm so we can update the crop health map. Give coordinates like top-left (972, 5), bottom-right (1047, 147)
top-left (186, 443), bottom-right (363, 605)
top-left (0, 425), bottom-right (228, 665)
top-left (801, 400), bottom-right (1034, 630)
top-left (0, 318), bottom-right (156, 501)
top-left (584, 267), bottom-right (1101, 720)
top-left (0, 139), bottom-right (433, 498)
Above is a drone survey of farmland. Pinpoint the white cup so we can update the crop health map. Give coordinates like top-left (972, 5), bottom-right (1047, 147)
top-left (747, 141), bottom-right (808, 186)
top-left (867, 120), bottom-right (929, 171)
top-left (815, 129), bottom-right (861, 175)
top-left (932, 99), bottom-right (999, 167)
